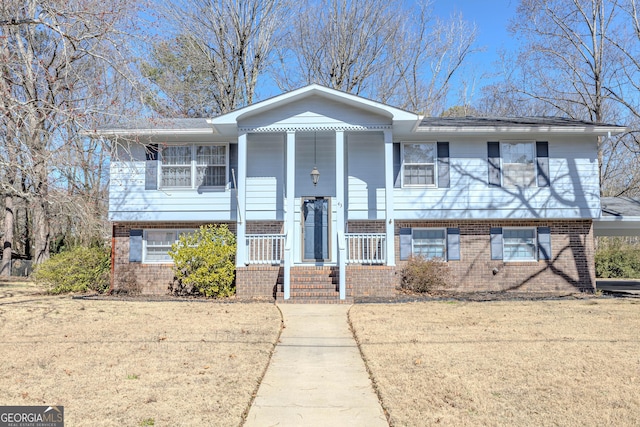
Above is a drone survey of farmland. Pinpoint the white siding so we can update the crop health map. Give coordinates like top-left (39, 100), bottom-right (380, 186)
top-left (246, 134), bottom-right (285, 220)
top-left (108, 143), bottom-right (233, 222)
top-left (294, 132), bottom-right (336, 197)
top-left (241, 95), bottom-right (391, 130)
top-left (347, 132), bottom-right (385, 219)
top-left (392, 135), bottom-right (600, 219)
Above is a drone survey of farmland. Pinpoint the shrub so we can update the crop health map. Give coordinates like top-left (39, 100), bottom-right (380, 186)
top-left (33, 246), bottom-right (110, 294)
top-left (168, 224), bottom-right (236, 298)
top-left (595, 246), bottom-right (640, 278)
top-left (399, 255), bottom-right (451, 293)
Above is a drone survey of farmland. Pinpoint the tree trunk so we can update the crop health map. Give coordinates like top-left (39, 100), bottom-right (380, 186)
top-left (32, 198), bottom-right (50, 265)
top-left (1, 195), bottom-right (14, 277)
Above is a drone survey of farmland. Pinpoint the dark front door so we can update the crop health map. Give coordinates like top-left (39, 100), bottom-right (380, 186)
top-left (302, 197), bottom-right (330, 261)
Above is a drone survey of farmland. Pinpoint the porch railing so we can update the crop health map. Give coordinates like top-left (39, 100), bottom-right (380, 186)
top-left (345, 233), bottom-right (386, 264)
top-left (246, 234), bottom-right (285, 264)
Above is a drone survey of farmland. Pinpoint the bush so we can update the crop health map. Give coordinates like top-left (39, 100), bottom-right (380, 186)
top-left (33, 246), bottom-right (110, 294)
top-left (168, 224), bottom-right (236, 298)
top-left (595, 246), bottom-right (640, 278)
top-left (399, 255), bottom-right (451, 293)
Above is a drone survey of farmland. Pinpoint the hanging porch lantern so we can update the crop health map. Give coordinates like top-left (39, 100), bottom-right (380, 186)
top-left (310, 166), bottom-right (320, 186)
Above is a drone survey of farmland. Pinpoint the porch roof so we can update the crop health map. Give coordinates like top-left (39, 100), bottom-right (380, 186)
top-left (208, 84), bottom-right (420, 134)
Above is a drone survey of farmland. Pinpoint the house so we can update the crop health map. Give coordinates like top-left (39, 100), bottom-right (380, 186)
top-left (98, 84), bottom-right (629, 301)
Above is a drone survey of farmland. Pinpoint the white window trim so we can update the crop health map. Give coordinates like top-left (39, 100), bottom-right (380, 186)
top-left (159, 143), bottom-right (229, 190)
top-left (401, 142), bottom-right (438, 188)
top-left (500, 140), bottom-right (536, 188)
top-left (142, 229), bottom-right (195, 264)
top-left (502, 227), bottom-right (537, 262)
top-left (411, 227), bottom-right (447, 261)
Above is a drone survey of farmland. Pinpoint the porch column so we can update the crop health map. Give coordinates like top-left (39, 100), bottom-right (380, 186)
top-left (236, 132), bottom-right (247, 267)
top-left (284, 131), bottom-right (296, 300)
top-left (336, 130), bottom-right (346, 300)
top-left (384, 129), bottom-right (395, 266)
top-left (335, 130), bottom-right (345, 234)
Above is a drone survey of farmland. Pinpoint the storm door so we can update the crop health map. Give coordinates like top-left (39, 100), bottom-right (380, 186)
top-left (302, 197), bottom-right (330, 261)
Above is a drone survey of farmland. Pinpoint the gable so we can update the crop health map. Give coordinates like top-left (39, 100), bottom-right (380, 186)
top-left (238, 95), bottom-right (392, 131)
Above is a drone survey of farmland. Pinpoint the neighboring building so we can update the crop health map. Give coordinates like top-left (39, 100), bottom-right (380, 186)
top-left (97, 84), bottom-right (629, 301)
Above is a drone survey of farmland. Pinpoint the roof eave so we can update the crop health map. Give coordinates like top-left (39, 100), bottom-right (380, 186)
top-left (86, 128), bottom-right (216, 138)
top-left (416, 125), bottom-right (627, 134)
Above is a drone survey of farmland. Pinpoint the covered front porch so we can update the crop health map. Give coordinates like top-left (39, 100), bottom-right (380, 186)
top-left (235, 128), bottom-right (396, 302)
top-left (205, 84), bottom-right (419, 301)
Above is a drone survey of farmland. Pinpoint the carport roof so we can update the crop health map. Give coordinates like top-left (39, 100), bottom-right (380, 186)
top-left (601, 197), bottom-right (640, 217)
top-left (594, 197), bottom-right (640, 236)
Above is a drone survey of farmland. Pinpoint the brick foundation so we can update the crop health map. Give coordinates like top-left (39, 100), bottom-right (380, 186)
top-left (394, 220), bottom-right (596, 293)
top-left (347, 265), bottom-right (395, 297)
top-left (235, 265), bottom-right (281, 298)
top-left (112, 219), bottom-right (596, 297)
top-left (111, 221), bottom-right (236, 295)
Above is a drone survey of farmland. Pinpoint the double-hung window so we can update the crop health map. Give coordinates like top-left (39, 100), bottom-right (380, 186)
top-left (412, 229), bottom-right (447, 260)
top-left (143, 229), bottom-right (194, 263)
top-left (161, 144), bottom-right (227, 189)
top-left (503, 228), bottom-right (537, 261)
top-left (501, 141), bottom-right (535, 188)
top-left (402, 143), bottom-right (437, 186)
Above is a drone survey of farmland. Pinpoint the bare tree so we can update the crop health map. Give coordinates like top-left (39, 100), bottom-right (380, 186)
top-left (276, 0), bottom-right (478, 115)
top-left (144, 0), bottom-right (290, 116)
top-left (0, 0), bottom-right (141, 271)
top-left (478, 0), bottom-right (640, 196)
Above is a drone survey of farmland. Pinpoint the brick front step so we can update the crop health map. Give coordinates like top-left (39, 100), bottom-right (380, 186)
top-left (274, 266), bottom-right (353, 303)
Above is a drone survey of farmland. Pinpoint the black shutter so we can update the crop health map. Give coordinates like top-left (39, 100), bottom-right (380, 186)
top-left (536, 141), bottom-right (550, 187)
top-left (490, 227), bottom-right (503, 260)
top-left (538, 226), bottom-right (552, 260)
top-left (437, 142), bottom-right (450, 188)
top-left (488, 141), bottom-right (501, 187)
top-left (399, 228), bottom-right (412, 260)
top-left (446, 227), bottom-right (460, 261)
top-left (129, 229), bottom-right (143, 263)
top-left (145, 144), bottom-right (159, 190)
top-left (228, 143), bottom-right (238, 189)
top-left (393, 143), bottom-right (401, 188)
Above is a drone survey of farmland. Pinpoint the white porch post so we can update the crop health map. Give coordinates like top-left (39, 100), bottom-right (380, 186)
top-left (335, 130), bottom-right (346, 299)
top-left (236, 132), bottom-right (247, 267)
top-left (384, 129), bottom-right (395, 266)
top-left (284, 131), bottom-right (296, 300)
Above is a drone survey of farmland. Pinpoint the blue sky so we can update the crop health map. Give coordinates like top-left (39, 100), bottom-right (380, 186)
top-left (431, 0), bottom-right (519, 105)
top-left (432, 0), bottom-right (518, 69)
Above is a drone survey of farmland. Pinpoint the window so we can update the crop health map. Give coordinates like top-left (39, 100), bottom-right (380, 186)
top-left (161, 144), bottom-right (227, 188)
top-left (403, 143), bottom-right (436, 186)
top-left (501, 141), bottom-right (535, 188)
top-left (412, 229), bottom-right (446, 260)
top-left (143, 229), bottom-right (194, 262)
top-left (503, 228), bottom-right (536, 261)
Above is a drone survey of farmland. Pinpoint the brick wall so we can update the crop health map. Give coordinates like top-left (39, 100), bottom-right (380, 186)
top-left (111, 219), bottom-right (596, 297)
top-left (235, 265), bottom-right (281, 298)
top-left (394, 220), bottom-right (596, 292)
top-left (346, 220), bottom-right (386, 233)
top-left (111, 221), bottom-right (236, 295)
top-left (246, 221), bottom-right (284, 234)
top-left (347, 265), bottom-right (395, 297)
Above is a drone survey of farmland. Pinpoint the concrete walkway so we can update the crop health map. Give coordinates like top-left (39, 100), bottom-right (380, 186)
top-left (244, 304), bottom-right (388, 427)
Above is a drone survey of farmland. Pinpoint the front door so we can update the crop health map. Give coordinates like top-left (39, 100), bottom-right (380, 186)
top-left (302, 197), bottom-right (330, 261)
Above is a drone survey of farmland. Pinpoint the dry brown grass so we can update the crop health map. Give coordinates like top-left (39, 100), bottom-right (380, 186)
top-left (0, 281), bottom-right (281, 426)
top-left (350, 299), bottom-right (640, 426)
